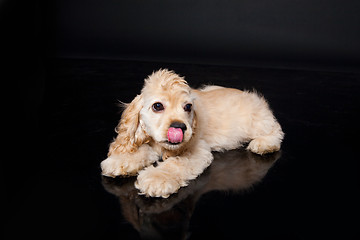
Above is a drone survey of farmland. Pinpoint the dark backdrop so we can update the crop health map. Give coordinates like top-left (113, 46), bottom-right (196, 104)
top-left (2, 0), bottom-right (360, 69)
top-left (55, 0), bottom-right (360, 67)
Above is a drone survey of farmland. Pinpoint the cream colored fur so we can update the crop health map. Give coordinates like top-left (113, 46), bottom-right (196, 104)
top-left (101, 69), bottom-right (284, 198)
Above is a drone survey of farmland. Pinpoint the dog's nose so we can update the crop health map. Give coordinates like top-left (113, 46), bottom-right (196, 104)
top-left (170, 122), bottom-right (187, 132)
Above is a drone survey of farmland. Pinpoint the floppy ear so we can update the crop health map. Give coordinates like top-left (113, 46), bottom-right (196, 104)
top-left (108, 94), bottom-right (149, 156)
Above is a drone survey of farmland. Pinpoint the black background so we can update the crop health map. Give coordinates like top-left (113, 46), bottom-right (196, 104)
top-left (2, 1), bottom-right (360, 239)
top-left (2, 0), bottom-right (360, 67)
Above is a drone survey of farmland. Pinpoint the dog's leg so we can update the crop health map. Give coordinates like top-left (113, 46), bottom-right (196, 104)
top-left (101, 144), bottom-right (159, 177)
top-left (135, 140), bottom-right (213, 198)
top-left (247, 121), bottom-right (284, 155)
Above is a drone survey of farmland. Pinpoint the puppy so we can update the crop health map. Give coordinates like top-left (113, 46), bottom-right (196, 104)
top-left (101, 69), bottom-right (284, 198)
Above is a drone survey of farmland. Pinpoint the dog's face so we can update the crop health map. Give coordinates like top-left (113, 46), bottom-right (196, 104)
top-left (139, 70), bottom-right (196, 150)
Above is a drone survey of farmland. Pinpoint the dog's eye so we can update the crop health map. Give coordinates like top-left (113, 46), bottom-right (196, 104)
top-left (184, 103), bottom-right (192, 112)
top-left (152, 102), bottom-right (164, 112)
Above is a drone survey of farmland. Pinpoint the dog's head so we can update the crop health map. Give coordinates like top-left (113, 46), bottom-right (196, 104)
top-left (140, 69), bottom-right (196, 150)
top-left (111, 69), bottom-right (196, 154)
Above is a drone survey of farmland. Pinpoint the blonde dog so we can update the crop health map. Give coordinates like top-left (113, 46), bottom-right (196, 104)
top-left (101, 69), bottom-right (284, 198)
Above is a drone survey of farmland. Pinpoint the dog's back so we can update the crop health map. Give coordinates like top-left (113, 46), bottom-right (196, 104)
top-left (193, 87), bottom-right (283, 153)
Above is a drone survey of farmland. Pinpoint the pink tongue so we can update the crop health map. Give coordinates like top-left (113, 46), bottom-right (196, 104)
top-left (167, 127), bottom-right (183, 143)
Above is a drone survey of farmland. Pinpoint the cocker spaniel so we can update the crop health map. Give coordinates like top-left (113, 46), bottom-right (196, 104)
top-left (101, 69), bottom-right (284, 198)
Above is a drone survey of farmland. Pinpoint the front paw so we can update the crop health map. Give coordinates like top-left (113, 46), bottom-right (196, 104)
top-left (101, 156), bottom-right (139, 177)
top-left (135, 166), bottom-right (182, 198)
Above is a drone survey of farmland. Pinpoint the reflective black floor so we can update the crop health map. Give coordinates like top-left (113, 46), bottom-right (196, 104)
top-left (5, 59), bottom-right (359, 239)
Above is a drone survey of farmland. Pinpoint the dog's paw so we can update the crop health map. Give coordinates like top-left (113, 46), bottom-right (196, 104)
top-left (135, 166), bottom-right (182, 198)
top-left (247, 137), bottom-right (280, 155)
top-left (100, 156), bottom-right (139, 177)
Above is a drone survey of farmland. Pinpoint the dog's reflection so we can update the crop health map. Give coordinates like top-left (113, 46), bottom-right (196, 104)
top-left (102, 149), bottom-right (281, 240)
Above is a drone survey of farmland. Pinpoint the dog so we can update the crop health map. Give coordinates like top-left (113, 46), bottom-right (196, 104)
top-left (101, 69), bottom-right (284, 198)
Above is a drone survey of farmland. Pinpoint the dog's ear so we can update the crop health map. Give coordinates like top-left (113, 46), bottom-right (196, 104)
top-left (108, 94), bottom-right (149, 156)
